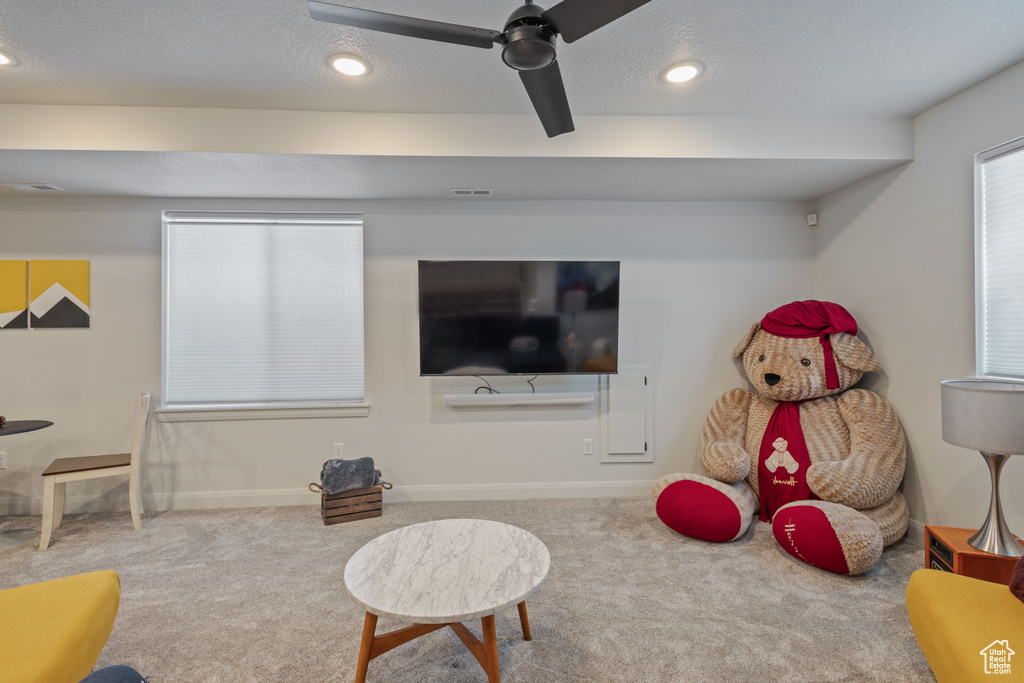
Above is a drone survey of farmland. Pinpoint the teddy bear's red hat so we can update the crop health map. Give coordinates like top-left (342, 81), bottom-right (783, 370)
top-left (760, 300), bottom-right (858, 389)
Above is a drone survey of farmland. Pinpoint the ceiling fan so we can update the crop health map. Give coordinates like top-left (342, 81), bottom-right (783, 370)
top-left (307, 0), bottom-right (655, 137)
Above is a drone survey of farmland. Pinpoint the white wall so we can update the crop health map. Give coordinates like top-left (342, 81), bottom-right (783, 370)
top-left (814, 59), bottom-right (1024, 539)
top-left (0, 197), bottom-right (813, 514)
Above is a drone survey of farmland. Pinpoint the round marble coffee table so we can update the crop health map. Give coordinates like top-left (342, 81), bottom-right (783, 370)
top-left (344, 518), bottom-right (550, 683)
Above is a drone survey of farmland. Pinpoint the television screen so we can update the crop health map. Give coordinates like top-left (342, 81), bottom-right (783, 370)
top-left (418, 260), bottom-right (620, 376)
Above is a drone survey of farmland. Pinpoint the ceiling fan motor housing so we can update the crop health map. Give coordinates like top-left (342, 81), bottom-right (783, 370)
top-left (501, 3), bottom-right (557, 71)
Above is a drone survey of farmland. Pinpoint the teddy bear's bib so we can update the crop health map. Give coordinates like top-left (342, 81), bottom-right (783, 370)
top-left (757, 401), bottom-right (816, 521)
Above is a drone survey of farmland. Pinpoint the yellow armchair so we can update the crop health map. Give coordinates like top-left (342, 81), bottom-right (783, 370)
top-left (906, 568), bottom-right (1024, 682)
top-left (0, 571), bottom-right (121, 683)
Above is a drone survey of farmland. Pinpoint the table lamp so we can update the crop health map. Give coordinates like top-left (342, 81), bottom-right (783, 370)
top-left (940, 378), bottom-right (1024, 557)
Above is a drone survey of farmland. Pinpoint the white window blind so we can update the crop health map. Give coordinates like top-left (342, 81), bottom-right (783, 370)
top-left (162, 211), bottom-right (364, 407)
top-left (978, 138), bottom-right (1024, 378)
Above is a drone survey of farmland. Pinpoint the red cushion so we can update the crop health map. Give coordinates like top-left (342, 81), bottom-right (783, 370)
top-left (772, 505), bottom-right (850, 574)
top-left (655, 479), bottom-right (742, 543)
top-left (1011, 555), bottom-right (1024, 602)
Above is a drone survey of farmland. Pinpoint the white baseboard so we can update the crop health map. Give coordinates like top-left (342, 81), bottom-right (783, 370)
top-left (906, 517), bottom-right (925, 547)
top-left (385, 480), bottom-right (657, 503)
top-left (0, 480), bottom-right (658, 515)
top-left (0, 488), bottom-right (934, 541)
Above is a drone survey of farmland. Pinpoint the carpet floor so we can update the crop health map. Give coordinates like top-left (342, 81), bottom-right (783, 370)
top-left (0, 496), bottom-right (934, 682)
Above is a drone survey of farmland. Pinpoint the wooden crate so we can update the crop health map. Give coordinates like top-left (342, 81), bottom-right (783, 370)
top-left (320, 485), bottom-right (383, 525)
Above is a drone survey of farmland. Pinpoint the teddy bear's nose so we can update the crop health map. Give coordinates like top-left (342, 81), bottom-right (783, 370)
top-left (764, 373), bottom-right (781, 386)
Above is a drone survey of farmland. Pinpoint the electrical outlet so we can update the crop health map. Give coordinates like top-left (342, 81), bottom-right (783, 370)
top-left (0, 452), bottom-right (6, 469)
top-left (334, 443), bottom-right (344, 459)
top-left (583, 439), bottom-right (594, 455)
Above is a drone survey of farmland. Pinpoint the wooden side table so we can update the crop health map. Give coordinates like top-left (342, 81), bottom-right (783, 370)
top-left (924, 525), bottom-right (1023, 585)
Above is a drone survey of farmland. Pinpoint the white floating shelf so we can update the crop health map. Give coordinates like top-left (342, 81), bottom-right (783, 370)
top-left (443, 392), bottom-right (595, 408)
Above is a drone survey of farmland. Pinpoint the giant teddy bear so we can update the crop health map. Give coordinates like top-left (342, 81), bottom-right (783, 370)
top-left (653, 300), bottom-right (907, 575)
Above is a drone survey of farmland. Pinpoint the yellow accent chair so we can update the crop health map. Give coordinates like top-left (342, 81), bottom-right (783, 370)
top-left (0, 571), bottom-right (121, 683)
top-left (906, 568), bottom-right (1024, 682)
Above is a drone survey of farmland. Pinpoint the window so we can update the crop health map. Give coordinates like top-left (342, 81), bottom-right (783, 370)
top-left (162, 211), bottom-right (364, 412)
top-left (976, 137), bottom-right (1024, 378)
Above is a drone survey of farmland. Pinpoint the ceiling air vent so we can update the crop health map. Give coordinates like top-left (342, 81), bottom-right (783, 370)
top-left (2, 183), bottom-right (65, 191)
top-left (451, 188), bottom-right (493, 197)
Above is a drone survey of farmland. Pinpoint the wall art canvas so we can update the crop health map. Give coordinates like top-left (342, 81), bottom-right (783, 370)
top-left (30, 260), bottom-right (91, 328)
top-left (0, 260), bottom-right (29, 329)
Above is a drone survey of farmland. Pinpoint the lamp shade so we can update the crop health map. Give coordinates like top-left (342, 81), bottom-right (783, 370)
top-left (941, 379), bottom-right (1024, 454)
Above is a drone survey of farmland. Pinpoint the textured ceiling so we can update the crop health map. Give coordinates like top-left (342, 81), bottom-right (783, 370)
top-left (3, 0), bottom-right (1024, 117)
top-left (1, 0), bottom-right (1023, 200)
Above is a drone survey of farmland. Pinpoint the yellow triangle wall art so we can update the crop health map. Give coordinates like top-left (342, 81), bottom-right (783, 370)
top-left (0, 260), bottom-right (29, 329)
top-left (29, 260), bottom-right (91, 328)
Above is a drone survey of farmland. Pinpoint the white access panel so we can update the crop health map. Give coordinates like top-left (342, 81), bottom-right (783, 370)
top-left (602, 366), bottom-right (654, 463)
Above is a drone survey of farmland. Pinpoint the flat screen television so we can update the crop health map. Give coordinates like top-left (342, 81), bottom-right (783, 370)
top-left (418, 260), bottom-right (620, 376)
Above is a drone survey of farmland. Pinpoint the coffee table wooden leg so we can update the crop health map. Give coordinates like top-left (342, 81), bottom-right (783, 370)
top-left (356, 617), bottom-right (451, 681)
top-left (355, 612), bottom-right (378, 683)
top-left (358, 611), bottom-right (520, 682)
top-left (481, 614), bottom-right (500, 682)
top-left (516, 601), bottom-right (532, 641)
top-left (449, 618), bottom-right (500, 682)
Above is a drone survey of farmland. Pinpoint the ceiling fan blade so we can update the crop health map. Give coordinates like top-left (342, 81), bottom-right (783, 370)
top-left (308, 1), bottom-right (501, 49)
top-left (519, 60), bottom-right (574, 138)
top-left (541, 0), bottom-right (654, 43)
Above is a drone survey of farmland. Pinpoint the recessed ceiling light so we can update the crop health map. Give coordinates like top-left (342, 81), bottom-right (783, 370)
top-left (0, 51), bottom-right (16, 66)
top-left (329, 54), bottom-right (367, 76)
top-left (665, 62), bottom-right (701, 83)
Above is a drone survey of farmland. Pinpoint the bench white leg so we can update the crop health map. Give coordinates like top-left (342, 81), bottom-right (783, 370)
top-left (54, 482), bottom-right (66, 529)
top-left (40, 476), bottom-right (55, 550)
top-left (129, 477), bottom-right (142, 530)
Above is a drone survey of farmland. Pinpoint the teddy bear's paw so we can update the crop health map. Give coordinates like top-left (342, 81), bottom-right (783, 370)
top-left (701, 442), bottom-right (752, 483)
top-left (653, 473), bottom-right (756, 542)
top-left (771, 501), bottom-right (883, 575)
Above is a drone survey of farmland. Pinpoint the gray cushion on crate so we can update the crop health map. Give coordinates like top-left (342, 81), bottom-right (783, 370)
top-left (321, 457), bottom-right (382, 494)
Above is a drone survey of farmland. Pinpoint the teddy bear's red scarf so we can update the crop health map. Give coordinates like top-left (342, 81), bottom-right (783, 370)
top-left (758, 401), bottom-right (817, 521)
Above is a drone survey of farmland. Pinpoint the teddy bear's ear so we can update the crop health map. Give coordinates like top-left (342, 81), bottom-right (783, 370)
top-left (732, 323), bottom-right (761, 358)
top-left (831, 333), bottom-right (881, 372)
